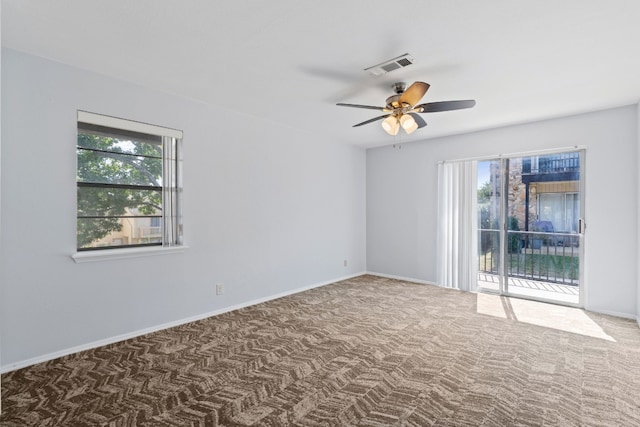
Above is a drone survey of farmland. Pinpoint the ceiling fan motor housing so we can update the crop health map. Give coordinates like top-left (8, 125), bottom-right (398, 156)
top-left (386, 82), bottom-right (412, 110)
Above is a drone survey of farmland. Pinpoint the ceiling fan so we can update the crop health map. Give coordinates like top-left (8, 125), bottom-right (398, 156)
top-left (337, 81), bottom-right (475, 135)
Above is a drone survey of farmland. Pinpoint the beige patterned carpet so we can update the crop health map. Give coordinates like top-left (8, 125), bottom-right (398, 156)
top-left (1, 275), bottom-right (640, 426)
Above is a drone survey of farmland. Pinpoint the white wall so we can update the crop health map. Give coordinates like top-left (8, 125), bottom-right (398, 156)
top-left (367, 105), bottom-right (639, 319)
top-left (0, 3), bottom-right (3, 413)
top-left (638, 104), bottom-right (640, 326)
top-left (0, 49), bottom-right (367, 370)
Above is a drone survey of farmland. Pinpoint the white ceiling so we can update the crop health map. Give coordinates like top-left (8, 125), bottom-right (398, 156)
top-left (3, 1), bottom-right (640, 148)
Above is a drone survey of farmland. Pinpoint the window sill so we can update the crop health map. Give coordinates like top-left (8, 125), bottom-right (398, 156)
top-left (71, 245), bottom-right (187, 263)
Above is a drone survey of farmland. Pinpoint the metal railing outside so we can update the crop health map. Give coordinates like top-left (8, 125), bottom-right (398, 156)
top-left (522, 153), bottom-right (580, 175)
top-left (478, 229), bottom-right (579, 286)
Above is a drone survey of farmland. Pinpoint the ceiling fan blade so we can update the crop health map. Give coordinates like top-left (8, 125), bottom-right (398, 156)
top-left (398, 81), bottom-right (430, 107)
top-left (409, 113), bottom-right (427, 128)
top-left (336, 103), bottom-right (387, 111)
top-left (416, 100), bottom-right (476, 113)
top-left (352, 114), bottom-right (390, 127)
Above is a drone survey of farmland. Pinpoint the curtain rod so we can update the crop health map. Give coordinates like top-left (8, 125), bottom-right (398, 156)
top-left (437, 145), bottom-right (586, 164)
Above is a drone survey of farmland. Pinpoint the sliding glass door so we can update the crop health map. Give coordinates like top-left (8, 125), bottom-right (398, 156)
top-left (476, 150), bottom-right (585, 306)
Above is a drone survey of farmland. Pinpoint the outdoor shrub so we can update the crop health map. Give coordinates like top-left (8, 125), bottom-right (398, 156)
top-left (507, 216), bottom-right (521, 253)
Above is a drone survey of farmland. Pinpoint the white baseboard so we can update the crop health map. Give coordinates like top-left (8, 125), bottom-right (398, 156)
top-left (0, 272), bottom-right (366, 374)
top-left (583, 306), bottom-right (637, 321)
top-left (365, 271), bottom-right (438, 286)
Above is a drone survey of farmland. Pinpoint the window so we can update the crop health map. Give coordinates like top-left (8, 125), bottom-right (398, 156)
top-left (538, 192), bottom-right (579, 233)
top-left (76, 111), bottom-right (183, 252)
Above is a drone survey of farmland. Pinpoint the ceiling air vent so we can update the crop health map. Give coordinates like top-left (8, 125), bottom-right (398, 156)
top-left (365, 53), bottom-right (414, 76)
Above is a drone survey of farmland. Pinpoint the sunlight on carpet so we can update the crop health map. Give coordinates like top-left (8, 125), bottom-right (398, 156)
top-left (475, 292), bottom-right (616, 341)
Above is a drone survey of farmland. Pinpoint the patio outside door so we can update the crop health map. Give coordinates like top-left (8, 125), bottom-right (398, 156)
top-left (476, 149), bottom-right (585, 306)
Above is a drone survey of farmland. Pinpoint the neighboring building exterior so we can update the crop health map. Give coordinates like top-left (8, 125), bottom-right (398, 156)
top-left (89, 209), bottom-right (162, 248)
top-left (493, 152), bottom-right (580, 233)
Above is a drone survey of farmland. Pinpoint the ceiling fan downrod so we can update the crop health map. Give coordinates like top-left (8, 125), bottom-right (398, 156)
top-left (392, 82), bottom-right (407, 94)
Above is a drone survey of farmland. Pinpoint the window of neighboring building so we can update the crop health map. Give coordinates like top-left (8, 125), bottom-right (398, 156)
top-left (538, 192), bottom-right (579, 233)
top-left (76, 111), bottom-right (183, 252)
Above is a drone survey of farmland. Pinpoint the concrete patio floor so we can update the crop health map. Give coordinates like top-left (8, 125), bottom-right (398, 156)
top-left (477, 272), bottom-right (579, 305)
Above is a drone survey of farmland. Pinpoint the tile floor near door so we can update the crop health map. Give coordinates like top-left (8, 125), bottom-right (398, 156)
top-left (477, 272), bottom-right (579, 305)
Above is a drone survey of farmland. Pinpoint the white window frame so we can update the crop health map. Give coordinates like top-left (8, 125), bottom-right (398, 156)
top-left (72, 111), bottom-right (185, 263)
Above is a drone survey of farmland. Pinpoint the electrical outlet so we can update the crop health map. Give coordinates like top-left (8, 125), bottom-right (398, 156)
top-left (343, 259), bottom-right (348, 267)
top-left (216, 283), bottom-right (224, 295)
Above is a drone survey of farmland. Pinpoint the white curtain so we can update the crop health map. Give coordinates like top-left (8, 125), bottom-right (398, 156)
top-left (436, 160), bottom-right (478, 291)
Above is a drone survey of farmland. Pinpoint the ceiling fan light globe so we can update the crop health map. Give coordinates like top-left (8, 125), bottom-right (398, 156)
top-left (382, 116), bottom-right (400, 135)
top-left (400, 114), bottom-right (419, 134)
top-left (404, 122), bottom-right (419, 134)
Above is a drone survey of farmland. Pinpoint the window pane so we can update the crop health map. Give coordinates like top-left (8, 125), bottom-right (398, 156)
top-left (77, 148), bottom-right (162, 186)
top-left (77, 187), bottom-right (162, 218)
top-left (539, 193), bottom-right (564, 232)
top-left (78, 127), bottom-right (162, 156)
top-left (567, 193), bottom-right (579, 233)
top-left (78, 217), bottom-right (163, 249)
